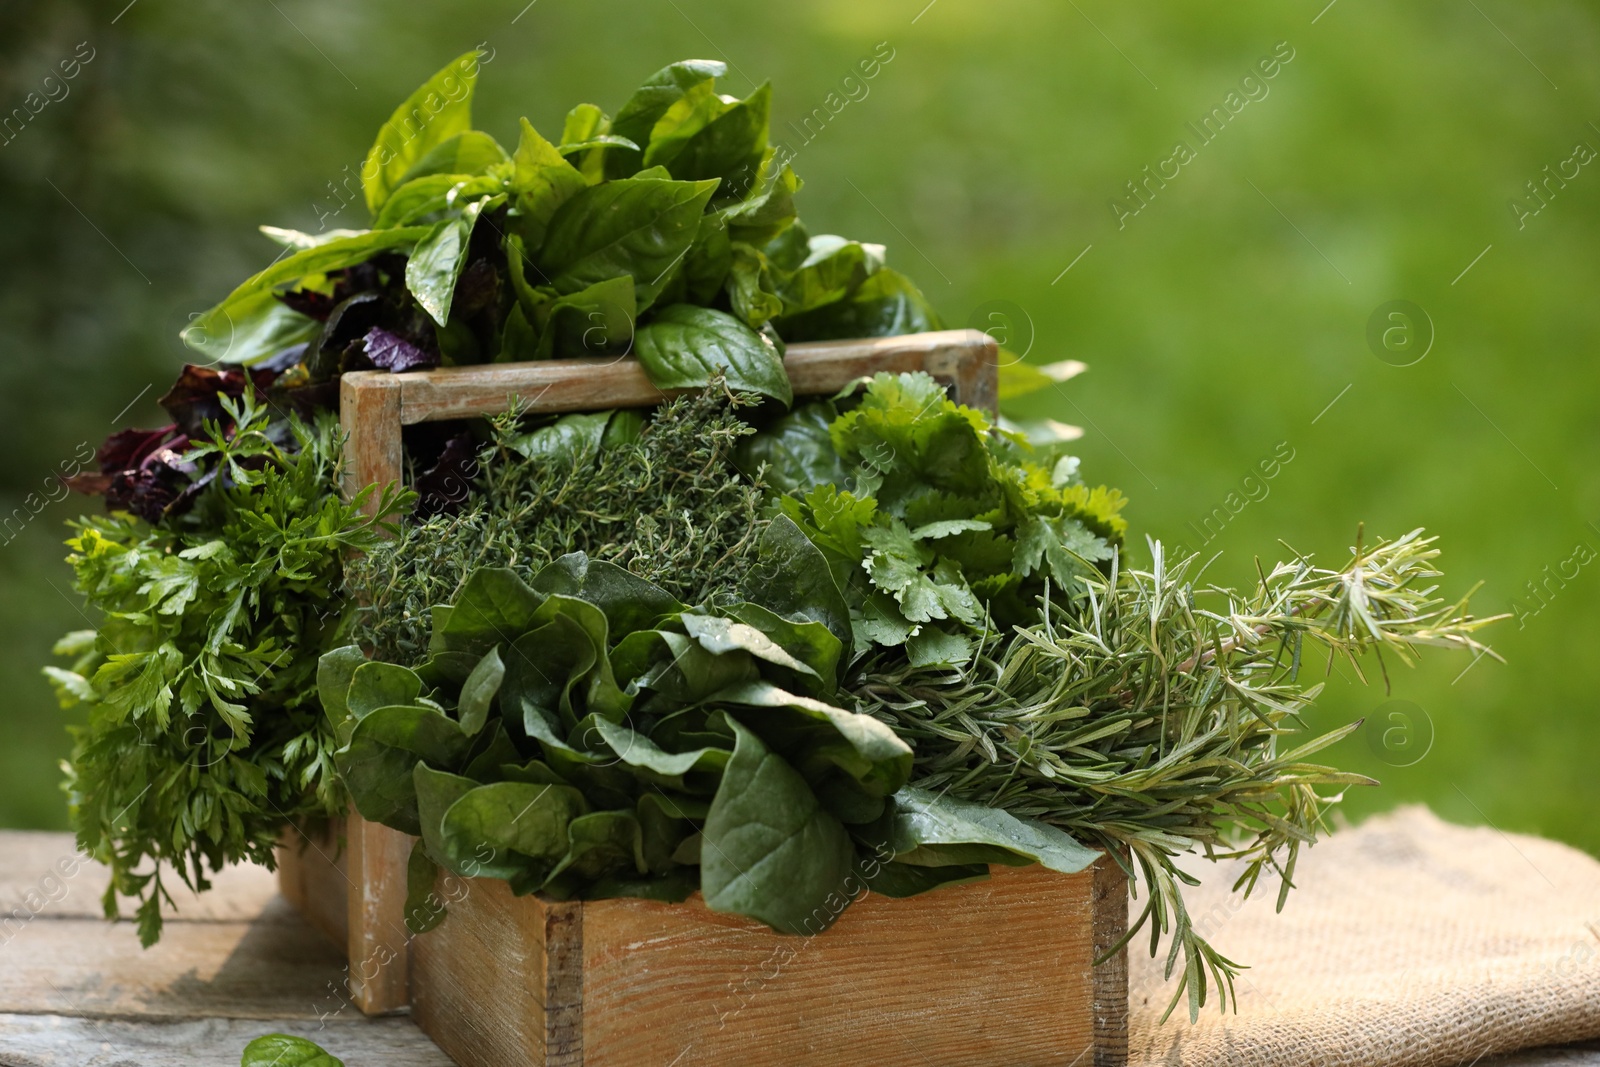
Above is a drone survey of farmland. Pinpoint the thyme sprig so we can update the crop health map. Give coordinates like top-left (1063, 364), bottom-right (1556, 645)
top-left (848, 529), bottom-right (1503, 1022)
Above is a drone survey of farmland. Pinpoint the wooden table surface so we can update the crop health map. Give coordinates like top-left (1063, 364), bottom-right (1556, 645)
top-left (1, 829), bottom-right (1596, 1067)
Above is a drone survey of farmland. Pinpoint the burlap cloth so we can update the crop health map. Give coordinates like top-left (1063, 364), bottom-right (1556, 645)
top-left (1128, 806), bottom-right (1600, 1067)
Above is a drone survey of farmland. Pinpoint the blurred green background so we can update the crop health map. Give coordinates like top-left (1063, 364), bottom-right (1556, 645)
top-left (2, 0), bottom-right (1595, 854)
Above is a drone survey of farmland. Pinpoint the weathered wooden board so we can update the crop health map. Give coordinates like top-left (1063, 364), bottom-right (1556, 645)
top-left (0, 830), bottom-right (279, 926)
top-left (0, 832), bottom-right (452, 1067)
top-left (0, 1013), bottom-right (455, 1067)
top-left (408, 860), bottom-right (1102, 1067)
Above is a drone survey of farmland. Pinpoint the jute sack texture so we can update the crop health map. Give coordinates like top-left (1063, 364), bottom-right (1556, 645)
top-left (1129, 807), bottom-right (1600, 1067)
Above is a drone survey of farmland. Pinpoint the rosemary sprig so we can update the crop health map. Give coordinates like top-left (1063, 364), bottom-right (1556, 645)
top-left (847, 529), bottom-right (1503, 1022)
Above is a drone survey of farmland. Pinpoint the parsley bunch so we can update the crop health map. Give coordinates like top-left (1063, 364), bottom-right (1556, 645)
top-left (46, 396), bottom-right (405, 944)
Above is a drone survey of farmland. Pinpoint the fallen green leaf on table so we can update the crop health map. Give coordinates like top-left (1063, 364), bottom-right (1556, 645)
top-left (241, 1033), bottom-right (343, 1067)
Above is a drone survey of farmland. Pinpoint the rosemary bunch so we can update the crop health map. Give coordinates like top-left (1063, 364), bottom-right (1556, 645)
top-left (848, 529), bottom-right (1502, 1022)
top-left (347, 386), bottom-right (769, 662)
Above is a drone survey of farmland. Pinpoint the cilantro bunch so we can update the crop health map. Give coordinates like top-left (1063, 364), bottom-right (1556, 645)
top-left (747, 372), bottom-right (1127, 665)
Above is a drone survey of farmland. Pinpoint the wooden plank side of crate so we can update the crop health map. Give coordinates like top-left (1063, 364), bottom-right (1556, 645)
top-left (407, 860), bottom-right (1101, 1067)
top-left (409, 876), bottom-right (582, 1067)
top-left (384, 329), bottom-right (998, 426)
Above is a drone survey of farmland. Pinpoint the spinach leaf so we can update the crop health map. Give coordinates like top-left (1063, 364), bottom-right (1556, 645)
top-left (632, 305), bottom-right (791, 405)
top-left (701, 720), bottom-right (853, 934)
top-left (439, 780), bottom-right (588, 882)
top-left (437, 567), bottom-right (546, 656)
top-left (714, 680), bottom-right (912, 796)
top-left (740, 515), bottom-right (852, 655)
top-left (346, 661), bottom-right (423, 718)
top-left (404, 839), bottom-right (448, 934)
top-left (862, 860), bottom-right (989, 898)
top-left (887, 785), bottom-right (1101, 873)
top-left (337, 705), bottom-right (472, 834)
top-left (316, 645), bottom-right (368, 726)
top-left (456, 646), bottom-right (504, 734)
top-left (536, 177), bottom-right (718, 311)
top-left (362, 51), bottom-right (482, 216)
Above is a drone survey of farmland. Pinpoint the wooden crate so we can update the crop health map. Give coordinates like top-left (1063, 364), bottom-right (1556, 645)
top-left (278, 329), bottom-right (1131, 1066)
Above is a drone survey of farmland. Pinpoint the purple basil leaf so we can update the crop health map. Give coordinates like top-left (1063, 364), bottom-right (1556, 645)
top-left (413, 432), bottom-right (478, 518)
top-left (364, 327), bottom-right (438, 372)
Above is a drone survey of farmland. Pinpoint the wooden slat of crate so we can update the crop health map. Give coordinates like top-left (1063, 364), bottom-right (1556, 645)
top-left (410, 861), bottom-right (1102, 1067)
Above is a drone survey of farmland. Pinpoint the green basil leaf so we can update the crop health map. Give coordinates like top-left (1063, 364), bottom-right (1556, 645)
top-left (778, 234), bottom-right (885, 316)
top-left (259, 226), bottom-right (370, 250)
top-left (375, 173), bottom-right (501, 229)
top-left (507, 411), bottom-right (611, 464)
top-left (362, 51), bottom-right (483, 216)
top-left (396, 130), bottom-right (508, 187)
top-left (509, 118), bottom-right (587, 251)
top-left (182, 228), bottom-right (430, 358)
top-left (537, 177), bottom-right (718, 311)
top-left (732, 400), bottom-right (847, 494)
top-left (406, 197), bottom-right (487, 325)
top-left (559, 103), bottom-right (612, 184)
top-left (457, 646), bottom-right (504, 735)
top-left (650, 83), bottom-right (771, 197)
top-left (887, 785), bottom-right (1101, 874)
top-left (720, 158), bottom-right (801, 246)
top-left (724, 242), bottom-right (784, 331)
top-left (701, 719), bottom-right (853, 935)
top-left (608, 59), bottom-right (727, 178)
top-left (632, 305), bottom-right (791, 405)
top-left (775, 267), bottom-right (942, 341)
top-left (241, 1034), bottom-right (344, 1067)
top-left (559, 134), bottom-right (639, 154)
top-left (534, 274), bottom-right (636, 359)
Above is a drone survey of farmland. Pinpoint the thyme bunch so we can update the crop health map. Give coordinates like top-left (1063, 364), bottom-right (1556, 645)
top-left (348, 386), bottom-right (770, 662)
top-left (848, 529), bottom-right (1503, 1022)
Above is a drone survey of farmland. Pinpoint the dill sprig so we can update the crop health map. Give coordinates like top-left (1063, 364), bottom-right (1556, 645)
top-left (847, 528), bottom-right (1503, 1023)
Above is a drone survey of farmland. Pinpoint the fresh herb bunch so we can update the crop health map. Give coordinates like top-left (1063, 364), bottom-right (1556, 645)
top-left (178, 53), bottom-right (939, 407)
top-left (746, 372), bottom-right (1127, 666)
top-left (324, 534), bottom-right (1098, 936)
top-left (849, 530), bottom-right (1503, 1021)
top-left (347, 384), bottom-right (768, 663)
top-left (46, 394), bottom-right (406, 944)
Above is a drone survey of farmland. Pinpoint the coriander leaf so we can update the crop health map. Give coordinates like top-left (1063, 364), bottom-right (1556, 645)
top-left (700, 720), bottom-right (853, 934)
top-left (632, 305), bottom-right (791, 405)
